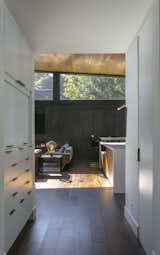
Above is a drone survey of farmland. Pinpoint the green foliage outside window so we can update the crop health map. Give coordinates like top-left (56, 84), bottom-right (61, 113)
top-left (34, 72), bottom-right (53, 100)
top-left (60, 74), bottom-right (125, 100)
top-left (34, 72), bottom-right (125, 101)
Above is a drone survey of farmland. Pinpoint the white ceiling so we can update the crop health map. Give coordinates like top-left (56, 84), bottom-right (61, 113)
top-left (5, 0), bottom-right (152, 54)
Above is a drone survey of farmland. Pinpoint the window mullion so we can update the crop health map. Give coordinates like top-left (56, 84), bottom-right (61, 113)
top-left (53, 73), bottom-right (60, 102)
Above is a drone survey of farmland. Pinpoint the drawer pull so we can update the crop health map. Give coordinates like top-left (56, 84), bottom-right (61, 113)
top-left (20, 198), bottom-right (25, 204)
top-left (11, 163), bottom-right (18, 167)
top-left (23, 142), bottom-right (28, 145)
top-left (27, 191), bottom-right (32, 195)
top-left (25, 169), bottom-right (30, 172)
top-left (11, 177), bottom-right (18, 182)
top-left (9, 209), bottom-right (16, 216)
top-left (16, 80), bottom-right (26, 87)
top-left (25, 180), bottom-right (30, 185)
top-left (12, 192), bottom-right (18, 197)
top-left (18, 147), bottom-right (24, 151)
top-left (6, 145), bottom-right (14, 148)
top-left (5, 150), bottom-right (12, 154)
top-left (25, 157), bottom-right (29, 161)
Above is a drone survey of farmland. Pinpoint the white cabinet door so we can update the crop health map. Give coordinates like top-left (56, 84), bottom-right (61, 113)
top-left (4, 6), bottom-right (32, 91)
top-left (19, 33), bottom-right (32, 90)
top-left (125, 38), bottom-right (139, 235)
top-left (4, 6), bottom-right (19, 81)
top-left (23, 38), bottom-right (33, 90)
top-left (139, 10), bottom-right (153, 255)
top-left (3, 81), bottom-right (17, 147)
top-left (2, 81), bottom-right (29, 147)
top-left (23, 94), bottom-right (29, 144)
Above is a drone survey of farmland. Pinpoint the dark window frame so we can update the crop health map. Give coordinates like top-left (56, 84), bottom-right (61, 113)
top-left (35, 70), bottom-right (125, 105)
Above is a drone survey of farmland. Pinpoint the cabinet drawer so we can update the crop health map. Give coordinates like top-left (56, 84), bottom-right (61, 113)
top-left (24, 156), bottom-right (32, 170)
top-left (3, 148), bottom-right (19, 169)
top-left (5, 175), bottom-right (22, 200)
top-left (4, 162), bottom-right (23, 185)
top-left (5, 206), bottom-right (20, 252)
top-left (21, 171), bottom-right (33, 192)
top-left (19, 193), bottom-right (33, 224)
top-left (17, 146), bottom-right (29, 161)
top-left (5, 188), bottom-right (33, 252)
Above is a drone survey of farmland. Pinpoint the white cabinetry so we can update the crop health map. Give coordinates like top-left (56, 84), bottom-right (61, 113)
top-left (105, 144), bottom-right (125, 194)
top-left (125, 38), bottom-right (139, 237)
top-left (4, 4), bottom-right (19, 82)
top-left (0, 1), bottom-right (34, 255)
top-left (125, 7), bottom-right (154, 255)
top-left (4, 4), bottom-right (32, 91)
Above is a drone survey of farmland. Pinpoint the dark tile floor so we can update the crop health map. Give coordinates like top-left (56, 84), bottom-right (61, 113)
top-left (8, 188), bottom-right (146, 255)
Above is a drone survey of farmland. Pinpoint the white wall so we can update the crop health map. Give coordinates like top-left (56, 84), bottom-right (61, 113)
top-left (125, 38), bottom-right (139, 237)
top-left (0, 1), bottom-right (5, 253)
top-left (152, 1), bottom-right (160, 255)
top-left (125, 2), bottom-right (160, 254)
top-left (5, 0), bottom-right (152, 53)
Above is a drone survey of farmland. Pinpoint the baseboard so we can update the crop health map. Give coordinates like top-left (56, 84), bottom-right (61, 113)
top-left (124, 206), bottom-right (139, 238)
top-left (152, 250), bottom-right (158, 255)
top-left (29, 206), bottom-right (36, 222)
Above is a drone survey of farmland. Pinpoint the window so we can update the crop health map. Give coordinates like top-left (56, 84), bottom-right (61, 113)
top-left (60, 73), bottom-right (125, 100)
top-left (34, 72), bottom-right (53, 100)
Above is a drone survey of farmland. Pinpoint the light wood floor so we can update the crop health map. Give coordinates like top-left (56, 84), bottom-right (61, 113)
top-left (35, 173), bottom-right (112, 189)
top-left (35, 161), bottom-right (112, 189)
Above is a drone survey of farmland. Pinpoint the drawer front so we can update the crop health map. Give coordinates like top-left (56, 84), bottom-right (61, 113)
top-left (3, 148), bottom-right (19, 169)
top-left (5, 206), bottom-right (20, 253)
top-left (17, 146), bottom-right (28, 162)
top-left (5, 195), bottom-right (33, 252)
top-left (5, 187), bottom-right (33, 253)
top-left (21, 170), bottom-right (33, 194)
top-left (24, 156), bottom-right (32, 170)
top-left (5, 175), bottom-right (23, 206)
top-left (4, 162), bottom-right (22, 185)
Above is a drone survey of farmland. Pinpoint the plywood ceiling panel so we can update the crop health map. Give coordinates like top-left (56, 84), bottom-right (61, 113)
top-left (35, 54), bottom-right (125, 75)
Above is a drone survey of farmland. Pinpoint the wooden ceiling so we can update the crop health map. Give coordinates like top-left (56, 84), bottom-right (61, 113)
top-left (35, 54), bottom-right (125, 75)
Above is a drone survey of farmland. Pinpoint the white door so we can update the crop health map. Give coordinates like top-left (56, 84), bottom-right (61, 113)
top-left (125, 37), bottom-right (139, 229)
top-left (4, 5), bottom-right (19, 81)
top-left (139, 10), bottom-right (153, 255)
top-left (2, 81), bottom-right (16, 147)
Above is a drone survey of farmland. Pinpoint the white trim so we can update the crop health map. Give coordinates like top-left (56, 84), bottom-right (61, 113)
top-left (124, 206), bottom-right (139, 238)
top-left (29, 207), bottom-right (36, 222)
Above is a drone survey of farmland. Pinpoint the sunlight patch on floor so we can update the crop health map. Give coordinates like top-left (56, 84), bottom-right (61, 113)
top-left (35, 173), bottom-right (112, 189)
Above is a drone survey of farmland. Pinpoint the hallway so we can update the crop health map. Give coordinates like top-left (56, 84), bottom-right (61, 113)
top-left (8, 188), bottom-right (145, 255)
